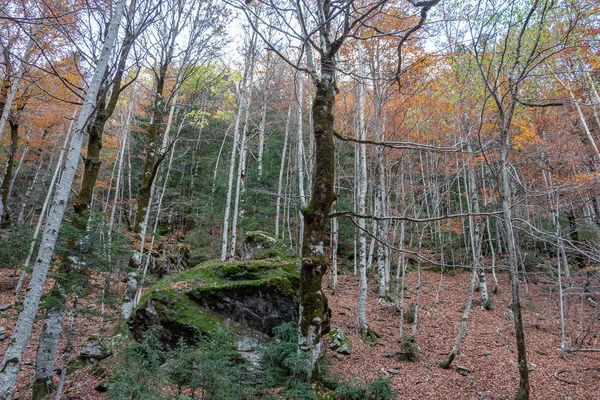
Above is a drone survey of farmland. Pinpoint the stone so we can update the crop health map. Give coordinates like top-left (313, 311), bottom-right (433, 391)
top-left (0, 303), bottom-right (11, 311)
top-left (240, 231), bottom-right (295, 260)
top-left (0, 326), bottom-right (6, 341)
top-left (328, 328), bottom-right (352, 355)
top-left (129, 258), bottom-right (299, 350)
top-left (456, 365), bottom-right (471, 375)
top-left (80, 334), bottom-right (110, 360)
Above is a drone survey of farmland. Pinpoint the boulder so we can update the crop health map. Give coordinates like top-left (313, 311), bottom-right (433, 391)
top-left (240, 231), bottom-right (294, 260)
top-left (129, 258), bottom-right (299, 350)
top-left (80, 334), bottom-right (110, 360)
top-left (328, 328), bottom-right (352, 355)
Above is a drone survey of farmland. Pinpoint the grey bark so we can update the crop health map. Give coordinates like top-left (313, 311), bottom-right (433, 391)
top-left (0, 1), bottom-right (124, 396)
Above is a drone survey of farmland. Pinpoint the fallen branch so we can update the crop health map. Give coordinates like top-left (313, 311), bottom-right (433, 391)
top-left (554, 370), bottom-right (577, 385)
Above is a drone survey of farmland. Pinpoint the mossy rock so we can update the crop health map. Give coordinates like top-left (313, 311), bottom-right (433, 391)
top-left (240, 231), bottom-right (295, 260)
top-left (328, 328), bottom-right (352, 355)
top-left (129, 258), bottom-right (299, 349)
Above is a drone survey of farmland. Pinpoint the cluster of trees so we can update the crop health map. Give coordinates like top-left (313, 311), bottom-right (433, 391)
top-left (0, 0), bottom-right (598, 399)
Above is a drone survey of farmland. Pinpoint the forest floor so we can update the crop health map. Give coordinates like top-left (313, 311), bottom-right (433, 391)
top-left (0, 265), bottom-right (598, 400)
top-left (325, 268), bottom-right (599, 400)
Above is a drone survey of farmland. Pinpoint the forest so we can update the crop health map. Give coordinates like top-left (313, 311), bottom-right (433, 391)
top-left (0, 0), bottom-right (598, 399)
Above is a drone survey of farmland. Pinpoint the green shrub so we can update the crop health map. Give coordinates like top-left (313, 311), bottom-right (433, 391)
top-left (108, 328), bottom-right (246, 400)
top-left (261, 322), bottom-right (309, 388)
top-left (398, 336), bottom-right (419, 362)
top-left (366, 376), bottom-right (397, 400)
top-left (403, 305), bottom-right (416, 324)
top-left (336, 379), bottom-right (366, 400)
top-left (166, 328), bottom-right (246, 399)
top-left (336, 376), bottom-right (398, 400)
top-left (107, 332), bottom-right (167, 400)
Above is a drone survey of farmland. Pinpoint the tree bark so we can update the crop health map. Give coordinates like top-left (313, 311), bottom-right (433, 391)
top-left (0, 1), bottom-right (124, 396)
top-left (0, 119), bottom-right (18, 226)
top-left (275, 101), bottom-right (293, 237)
top-left (31, 295), bottom-right (65, 400)
top-left (298, 61), bottom-right (335, 384)
top-left (73, 26), bottom-right (136, 231)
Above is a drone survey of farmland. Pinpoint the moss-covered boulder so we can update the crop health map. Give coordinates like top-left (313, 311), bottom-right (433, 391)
top-left (129, 258), bottom-right (299, 349)
top-left (240, 231), bottom-right (295, 260)
top-left (328, 329), bottom-right (352, 355)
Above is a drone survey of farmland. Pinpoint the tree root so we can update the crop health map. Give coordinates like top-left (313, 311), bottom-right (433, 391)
top-left (439, 350), bottom-right (456, 369)
top-left (361, 326), bottom-right (382, 345)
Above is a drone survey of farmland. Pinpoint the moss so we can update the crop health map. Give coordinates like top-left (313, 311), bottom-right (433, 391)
top-left (131, 257), bottom-right (300, 345)
top-left (66, 357), bottom-right (89, 375)
top-left (151, 289), bottom-right (223, 337)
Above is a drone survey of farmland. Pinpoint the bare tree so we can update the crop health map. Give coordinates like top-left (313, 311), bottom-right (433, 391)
top-left (232, 0), bottom-right (442, 386)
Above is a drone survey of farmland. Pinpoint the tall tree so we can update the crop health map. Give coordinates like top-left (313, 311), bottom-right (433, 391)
top-left (0, 0), bottom-right (126, 396)
top-left (235, 0), bottom-right (442, 386)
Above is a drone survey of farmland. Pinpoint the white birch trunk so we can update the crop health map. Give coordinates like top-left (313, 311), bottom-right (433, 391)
top-left (0, 1), bottom-right (124, 396)
top-left (230, 67), bottom-right (254, 259)
top-left (7, 128), bottom-right (30, 202)
top-left (221, 32), bottom-right (255, 260)
top-left (466, 144), bottom-right (489, 307)
top-left (15, 117), bottom-right (75, 296)
top-left (257, 84), bottom-right (268, 180)
top-left (275, 102), bottom-right (293, 237)
top-left (357, 41), bottom-right (369, 335)
top-left (31, 293), bottom-right (66, 399)
top-left (297, 75), bottom-right (307, 253)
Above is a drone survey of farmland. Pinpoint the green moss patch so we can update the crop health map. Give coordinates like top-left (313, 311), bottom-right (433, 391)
top-left (130, 258), bottom-right (300, 348)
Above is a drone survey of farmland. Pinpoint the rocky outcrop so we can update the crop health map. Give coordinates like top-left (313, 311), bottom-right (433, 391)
top-left (240, 231), bottom-right (295, 260)
top-left (129, 258), bottom-right (299, 350)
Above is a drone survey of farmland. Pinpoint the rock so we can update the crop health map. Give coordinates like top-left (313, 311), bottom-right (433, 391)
top-left (0, 303), bottom-right (11, 311)
top-left (87, 303), bottom-right (97, 310)
top-left (456, 365), bottom-right (471, 375)
top-left (0, 327), bottom-right (6, 341)
top-left (328, 329), bottom-right (352, 355)
top-left (80, 334), bottom-right (110, 360)
top-left (240, 231), bottom-right (295, 260)
top-left (129, 258), bottom-right (299, 350)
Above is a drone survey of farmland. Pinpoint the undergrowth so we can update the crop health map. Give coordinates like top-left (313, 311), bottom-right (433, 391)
top-left (107, 322), bottom-right (399, 399)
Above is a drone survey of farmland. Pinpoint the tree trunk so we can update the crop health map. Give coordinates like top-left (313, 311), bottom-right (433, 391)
top-left (439, 269), bottom-right (477, 369)
top-left (499, 125), bottom-right (530, 400)
top-left (0, 119), bottom-right (18, 227)
top-left (297, 75), bottom-right (307, 252)
top-left (0, 1), bottom-right (124, 396)
top-left (0, 34), bottom-right (35, 143)
top-left (221, 32), bottom-right (256, 260)
top-left (275, 101), bottom-right (293, 237)
top-left (466, 143), bottom-right (489, 308)
top-left (15, 120), bottom-right (74, 296)
top-left (73, 27), bottom-right (136, 231)
top-left (298, 63), bottom-right (335, 385)
top-left (31, 295), bottom-right (65, 400)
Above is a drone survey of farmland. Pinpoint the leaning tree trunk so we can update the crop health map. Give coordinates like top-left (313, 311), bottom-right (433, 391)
top-left (31, 290), bottom-right (66, 400)
top-left (298, 64), bottom-right (336, 385)
top-left (439, 269), bottom-right (477, 369)
top-left (0, 1), bottom-right (124, 396)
